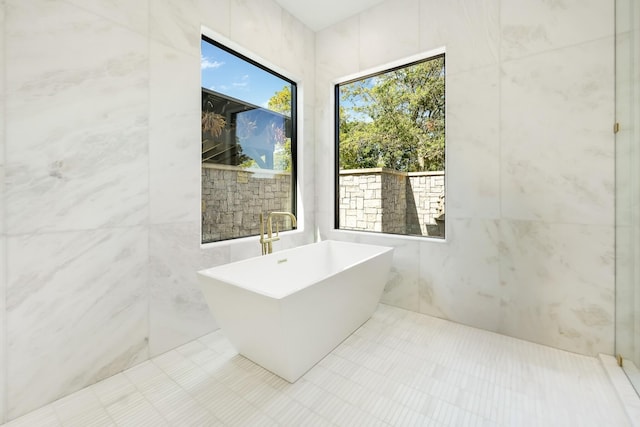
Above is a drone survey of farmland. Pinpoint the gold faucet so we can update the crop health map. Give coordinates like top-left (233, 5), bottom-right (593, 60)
top-left (260, 211), bottom-right (297, 255)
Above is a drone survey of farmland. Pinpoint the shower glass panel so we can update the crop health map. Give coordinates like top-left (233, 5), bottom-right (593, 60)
top-left (615, 0), bottom-right (640, 395)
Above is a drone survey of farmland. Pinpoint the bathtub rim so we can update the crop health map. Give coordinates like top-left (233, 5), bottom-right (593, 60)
top-left (197, 240), bottom-right (394, 300)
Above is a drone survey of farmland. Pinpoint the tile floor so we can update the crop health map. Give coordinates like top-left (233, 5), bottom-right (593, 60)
top-left (2, 304), bottom-right (636, 427)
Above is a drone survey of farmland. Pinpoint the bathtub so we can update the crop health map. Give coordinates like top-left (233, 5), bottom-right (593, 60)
top-left (197, 240), bottom-right (394, 382)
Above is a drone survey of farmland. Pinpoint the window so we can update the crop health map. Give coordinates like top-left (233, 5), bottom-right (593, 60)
top-left (335, 54), bottom-right (445, 238)
top-left (201, 36), bottom-right (297, 244)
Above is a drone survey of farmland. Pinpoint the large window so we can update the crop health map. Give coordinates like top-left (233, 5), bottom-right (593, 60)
top-left (201, 36), bottom-right (296, 244)
top-left (335, 54), bottom-right (445, 239)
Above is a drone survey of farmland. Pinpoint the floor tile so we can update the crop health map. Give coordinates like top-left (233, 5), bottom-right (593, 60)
top-left (1, 304), bottom-right (636, 426)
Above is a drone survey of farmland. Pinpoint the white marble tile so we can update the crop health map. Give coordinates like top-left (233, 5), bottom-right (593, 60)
top-left (0, 0), bottom-right (4, 236)
top-left (200, 0), bottom-right (232, 39)
top-left (2, 304), bottom-right (635, 426)
top-left (151, 0), bottom-right (229, 56)
top-left (419, 219), bottom-right (501, 331)
top-left (297, 97), bottom-right (317, 235)
top-left (4, 0), bottom-right (148, 234)
top-left (229, 0), bottom-right (283, 69)
top-left (500, 38), bottom-right (615, 225)
top-left (3, 405), bottom-right (61, 427)
top-left (0, 236), bottom-right (5, 424)
top-left (280, 10), bottom-right (307, 79)
top-left (0, 8), bottom-right (5, 417)
top-left (419, 0), bottom-right (500, 74)
top-left (377, 240), bottom-right (421, 312)
top-left (323, 232), bottom-right (421, 312)
top-left (64, 0), bottom-right (149, 36)
top-left (228, 237), bottom-right (268, 262)
top-left (313, 1), bottom-right (619, 364)
top-left (52, 387), bottom-right (112, 427)
top-left (104, 389), bottom-right (167, 426)
top-left (312, 103), bottom-right (334, 236)
top-left (277, 231), bottom-right (315, 253)
top-left (315, 15), bottom-right (360, 86)
top-left (149, 42), bottom-right (200, 225)
top-left (6, 227), bottom-right (149, 419)
top-left (149, 222), bottom-right (228, 357)
top-left (322, 231), bottom-right (420, 311)
top-left (498, 220), bottom-right (615, 356)
top-left (358, 0), bottom-right (419, 70)
top-left (501, 0), bottom-right (614, 61)
top-left (303, 26), bottom-right (315, 85)
top-left (446, 65), bottom-right (500, 220)
top-left (91, 373), bottom-right (138, 408)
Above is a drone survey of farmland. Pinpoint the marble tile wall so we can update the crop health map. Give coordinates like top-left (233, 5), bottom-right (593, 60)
top-left (316, 0), bottom-right (616, 357)
top-left (0, 0), bottom-right (315, 421)
top-left (3, 0), bottom-right (151, 420)
top-left (0, 0), bottom-right (6, 422)
top-left (146, 0), bottom-right (316, 359)
top-left (0, 0), bottom-right (619, 421)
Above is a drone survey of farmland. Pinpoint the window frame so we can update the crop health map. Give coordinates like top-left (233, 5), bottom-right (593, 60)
top-left (333, 50), bottom-right (446, 240)
top-left (200, 34), bottom-right (298, 245)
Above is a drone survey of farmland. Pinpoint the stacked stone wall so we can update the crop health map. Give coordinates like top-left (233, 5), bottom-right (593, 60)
top-left (339, 172), bottom-right (382, 231)
top-left (202, 165), bottom-right (444, 242)
top-left (202, 164), bottom-right (292, 242)
top-left (407, 172), bottom-right (445, 237)
top-left (381, 171), bottom-right (407, 234)
top-left (339, 168), bottom-right (445, 237)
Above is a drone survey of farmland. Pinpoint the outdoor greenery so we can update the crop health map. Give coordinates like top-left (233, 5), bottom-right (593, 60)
top-left (267, 85), bottom-right (293, 172)
top-left (338, 56), bottom-right (445, 172)
top-left (268, 86), bottom-right (292, 114)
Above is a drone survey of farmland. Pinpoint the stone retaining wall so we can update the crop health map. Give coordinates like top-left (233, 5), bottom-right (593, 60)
top-left (202, 166), bottom-right (444, 242)
top-left (407, 172), bottom-right (445, 236)
top-left (339, 168), bottom-right (445, 237)
top-left (202, 164), bottom-right (292, 242)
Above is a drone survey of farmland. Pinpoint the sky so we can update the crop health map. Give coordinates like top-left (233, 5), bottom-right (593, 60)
top-left (201, 39), bottom-right (289, 110)
top-left (338, 77), bottom-right (376, 123)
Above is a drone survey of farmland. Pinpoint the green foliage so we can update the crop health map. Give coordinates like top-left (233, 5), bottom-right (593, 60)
top-left (268, 85), bottom-right (292, 116)
top-left (273, 138), bottom-right (292, 172)
top-left (339, 57), bottom-right (445, 172)
top-left (268, 85), bottom-right (293, 172)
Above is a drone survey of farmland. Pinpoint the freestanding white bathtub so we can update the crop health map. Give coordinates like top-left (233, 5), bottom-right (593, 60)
top-left (197, 240), bottom-right (394, 382)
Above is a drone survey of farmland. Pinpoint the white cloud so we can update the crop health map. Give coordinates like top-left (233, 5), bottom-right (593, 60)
top-left (201, 55), bottom-right (224, 70)
top-left (231, 75), bottom-right (250, 89)
top-left (210, 84), bottom-right (230, 91)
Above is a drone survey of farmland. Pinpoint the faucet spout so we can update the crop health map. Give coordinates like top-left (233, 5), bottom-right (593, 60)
top-left (267, 211), bottom-right (297, 229)
top-left (259, 211), bottom-right (297, 255)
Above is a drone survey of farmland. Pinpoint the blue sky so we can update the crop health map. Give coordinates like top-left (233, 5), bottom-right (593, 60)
top-left (201, 39), bottom-right (289, 111)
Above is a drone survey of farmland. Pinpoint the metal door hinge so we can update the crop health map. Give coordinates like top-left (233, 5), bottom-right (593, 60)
top-left (617, 354), bottom-right (624, 367)
top-left (614, 122), bottom-right (620, 134)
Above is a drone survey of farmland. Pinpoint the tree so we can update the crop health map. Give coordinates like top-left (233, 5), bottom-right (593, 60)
top-left (268, 85), bottom-right (292, 116)
top-left (267, 85), bottom-right (293, 172)
top-left (339, 57), bottom-right (445, 172)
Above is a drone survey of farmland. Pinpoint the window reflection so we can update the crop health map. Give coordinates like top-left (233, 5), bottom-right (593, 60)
top-left (201, 36), bottom-right (296, 244)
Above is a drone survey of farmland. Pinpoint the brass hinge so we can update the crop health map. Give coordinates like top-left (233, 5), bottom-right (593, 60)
top-left (614, 122), bottom-right (620, 134)
top-left (617, 354), bottom-right (624, 367)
